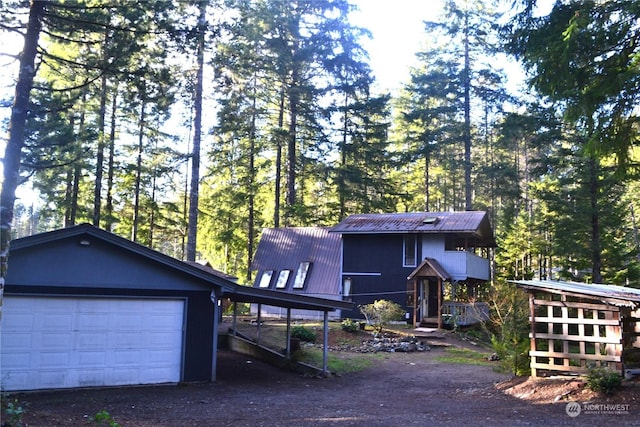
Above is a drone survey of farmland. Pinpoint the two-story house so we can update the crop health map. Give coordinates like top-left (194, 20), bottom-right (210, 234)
top-left (330, 211), bottom-right (496, 328)
top-left (251, 211), bottom-right (496, 328)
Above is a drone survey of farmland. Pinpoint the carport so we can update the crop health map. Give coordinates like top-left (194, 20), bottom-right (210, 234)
top-left (215, 286), bottom-right (353, 376)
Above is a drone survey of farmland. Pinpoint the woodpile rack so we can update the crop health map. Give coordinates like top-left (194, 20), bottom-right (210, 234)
top-left (512, 280), bottom-right (640, 378)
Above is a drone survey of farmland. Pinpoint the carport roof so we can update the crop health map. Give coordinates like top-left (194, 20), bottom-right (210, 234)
top-left (222, 286), bottom-right (354, 312)
top-left (10, 224), bottom-right (352, 312)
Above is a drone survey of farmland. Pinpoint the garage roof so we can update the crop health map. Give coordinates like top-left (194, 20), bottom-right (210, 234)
top-left (9, 224), bottom-right (353, 313)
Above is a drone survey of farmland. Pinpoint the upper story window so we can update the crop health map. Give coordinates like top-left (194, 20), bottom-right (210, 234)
top-left (275, 270), bottom-right (291, 289)
top-left (293, 262), bottom-right (311, 289)
top-left (403, 234), bottom-right (417, 267)
top-left (258, 270), bottom-right (273, 288)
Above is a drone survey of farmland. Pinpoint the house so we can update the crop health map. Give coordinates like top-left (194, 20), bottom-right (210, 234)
top-left (1, 224), bottom-right (351, 391)
top-left (330, 211), bottom-right (496, 328)
top-left (250, 227), bottom-right (343, 320)
top-left (251, 211), bottom-right (496, 327)
top-left (512, 279), bottom-right (640, 378)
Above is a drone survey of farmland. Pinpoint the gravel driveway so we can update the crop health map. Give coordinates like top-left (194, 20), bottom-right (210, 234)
top-left (10, 341), bottom-right (639, 427)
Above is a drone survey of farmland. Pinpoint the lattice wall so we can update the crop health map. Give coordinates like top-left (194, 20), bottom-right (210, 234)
top-left (528, 292), bottom-right (623, 377)
top-left (622, 309), bottom-right (640, 371)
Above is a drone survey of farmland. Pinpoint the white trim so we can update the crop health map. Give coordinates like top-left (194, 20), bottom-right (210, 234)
top-left (403, 234), bottom-right (417, 267)
top-left (342, 272), bottom-right (382, 276)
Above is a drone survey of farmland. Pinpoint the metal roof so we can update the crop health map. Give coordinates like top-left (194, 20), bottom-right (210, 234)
top-left (511, 279), bottom-right (640, 308)
top-left (251, 227), bottom-right (342, 298)
top-left (330, 211), bottom-right (495, 245)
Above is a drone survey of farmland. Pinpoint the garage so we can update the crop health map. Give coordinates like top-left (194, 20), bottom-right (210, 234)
top-left (2, 296), bottom-right (185, 391)
top-left (1, 224), bottom-right (233, 392)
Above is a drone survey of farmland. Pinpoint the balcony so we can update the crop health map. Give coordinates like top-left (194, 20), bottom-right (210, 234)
top-left (439, 251), bottom-right (490, 281)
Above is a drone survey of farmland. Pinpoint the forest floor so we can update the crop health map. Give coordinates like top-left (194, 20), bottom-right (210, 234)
top-left (7, 325), bottom-right (640, 426)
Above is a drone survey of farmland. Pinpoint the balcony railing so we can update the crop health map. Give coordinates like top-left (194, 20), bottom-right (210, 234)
top-left (439, 251), bottom-right (490, 281)
top-left (442, 301), bottom-right (490, 326)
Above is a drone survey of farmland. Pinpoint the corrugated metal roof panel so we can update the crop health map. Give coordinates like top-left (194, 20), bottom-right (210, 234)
top-left (512, 279), bottom-right (640, 306)
top-left (251, 227), bottom-right (342, 297)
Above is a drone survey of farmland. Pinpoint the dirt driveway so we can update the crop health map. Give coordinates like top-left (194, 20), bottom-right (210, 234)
top-left (9, 336), bottom-right (640, 426)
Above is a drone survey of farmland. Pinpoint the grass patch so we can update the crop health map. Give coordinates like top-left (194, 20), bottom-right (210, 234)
top-left (296, 348), bottom-right (381, 375)
top-left (435, 347), bottom-right (492, 366)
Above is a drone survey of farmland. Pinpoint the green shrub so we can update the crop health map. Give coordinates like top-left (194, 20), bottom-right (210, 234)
top-left (490, 334), bottom-right (530, 375)
top-left (359, 300), bottom-right (405, 333)
top-left (291, 325), bottom-right (316, 342)
top-left (2, 398), bottom-right (27, 427)
top-left (93, 409), bottom-right (121, 427)
top-left (341, 318), bottom-right (359, 333)
top-left (586, 367), bottom-right (622, 395)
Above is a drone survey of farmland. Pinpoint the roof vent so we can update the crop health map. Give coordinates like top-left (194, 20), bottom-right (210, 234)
top-left (423, 217), bottom-right (439, 224)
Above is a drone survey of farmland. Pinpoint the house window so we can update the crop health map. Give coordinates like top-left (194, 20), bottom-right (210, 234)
top-left (445, 236), bottom-right (467, 251)
top-left (258, 270), bottom-right (273, 288)
top-left (275, 270), bottom-right (291, 289)
top-left (293, 262), bottom-right (311, 289)
top-left (403, 234), bottom-right (417, 267)
top-left (343, 277), bottom-right (352, 298)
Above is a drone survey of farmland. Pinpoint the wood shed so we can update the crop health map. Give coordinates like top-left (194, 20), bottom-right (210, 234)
top-left (512, 280), bottom-right (640, 377)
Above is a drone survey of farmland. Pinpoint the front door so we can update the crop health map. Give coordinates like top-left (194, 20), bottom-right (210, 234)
top-left (420, 279), bottom-right (439, 319)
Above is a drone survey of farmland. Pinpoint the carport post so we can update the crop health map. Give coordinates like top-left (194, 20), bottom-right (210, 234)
top-left (257, 304), bottom-right (261, 345)
top-left (232, 301), bottom-right (237, 336)
top-left (210, 289), bottom-right (219, 382)
top-left (323, 310), bottom-right (329, 375)
top-left (286, 308), bottom-right (292, 359)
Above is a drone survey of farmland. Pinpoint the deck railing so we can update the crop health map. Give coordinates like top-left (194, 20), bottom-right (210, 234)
top-left (442, 301), bottom-right (490, 326)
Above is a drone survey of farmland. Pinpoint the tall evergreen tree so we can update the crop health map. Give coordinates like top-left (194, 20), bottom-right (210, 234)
top-left (396, 0), bottom-right (506, 212)
top-left (504, 0), bottom-right (640, 283)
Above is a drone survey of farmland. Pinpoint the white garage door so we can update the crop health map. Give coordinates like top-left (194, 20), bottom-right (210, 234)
top-left (1, 296), bottom-right (185, 391)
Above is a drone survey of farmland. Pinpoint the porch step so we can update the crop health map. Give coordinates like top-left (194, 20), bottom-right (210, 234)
top-left (412, 327), bottom-right (446, 339)
top-left (418, 319), bottom-right (441, 329)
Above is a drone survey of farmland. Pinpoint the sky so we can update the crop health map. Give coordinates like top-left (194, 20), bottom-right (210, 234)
top-left (349, 0), bottom-right (444, 93)
top-left (349, 0), bottom-right (554, 94)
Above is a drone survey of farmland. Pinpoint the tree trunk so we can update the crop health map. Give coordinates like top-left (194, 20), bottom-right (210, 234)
top-left (589, 155), bottom-right (602, 283)
top-left (93, 67), bottom-right (108, 226)
top-left (105, 89), bottom-right (118, 230)
top-left (286, 81), bottom-right (298, 224)
top-left (1, 0), bottom-right (45, 316)
top-left (132, 91), bottom-right (146, 242)
top-left (274, 87), bottom-right (285, 228)
top-left (186, 1), bottom-right (206, 262)
top-left (339, 92), bottom-right (348, 220)
top-left (64, 169), bottom-right (73, 226)
top-left (424, 153), bottom-right (430, 211)
top-left (71, 90), bottom-right (88, 226)
top-left (463, 10), bottom-right (472, 211)
top-left (247, 76), bottom-right (257, 282)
